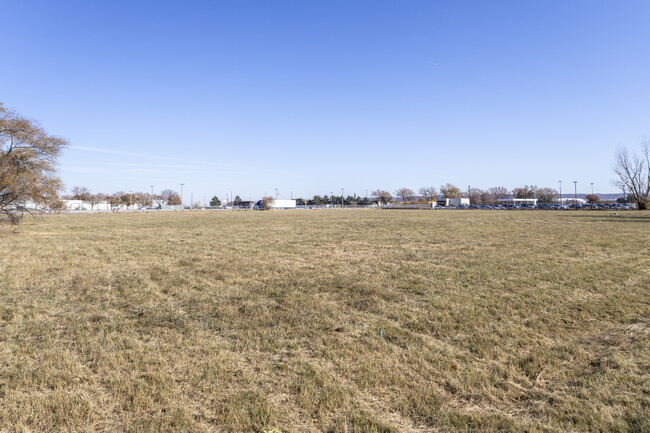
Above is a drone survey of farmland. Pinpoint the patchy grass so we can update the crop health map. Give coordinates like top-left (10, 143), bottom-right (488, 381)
top-left (0, 209), bottom-right (649, 432)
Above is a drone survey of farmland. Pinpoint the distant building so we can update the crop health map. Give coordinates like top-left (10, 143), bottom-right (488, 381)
top-left (436, 197), bottom-right (469, 207)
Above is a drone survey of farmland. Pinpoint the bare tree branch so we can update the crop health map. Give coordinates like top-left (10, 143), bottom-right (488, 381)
top-left (613, 141), bottom-right (649, 209)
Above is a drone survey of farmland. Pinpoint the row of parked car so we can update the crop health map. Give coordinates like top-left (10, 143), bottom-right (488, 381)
top-left (444, 203), bottom-right (636, 210)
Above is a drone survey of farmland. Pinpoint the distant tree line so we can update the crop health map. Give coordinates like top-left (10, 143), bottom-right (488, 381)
top-left (65, 181), bottom-right (621, 212)
top-left (65, 187), bottom-right (183, 210)
top-left (293, 184), bottom-right (566, 206)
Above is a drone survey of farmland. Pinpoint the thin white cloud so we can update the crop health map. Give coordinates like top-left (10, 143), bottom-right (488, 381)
top-left (63, 161), bottom-right (251, 176)
top-left (68, 145), bottom-right (235, 168)
top-left (65, 160), bottom-right (223, 170)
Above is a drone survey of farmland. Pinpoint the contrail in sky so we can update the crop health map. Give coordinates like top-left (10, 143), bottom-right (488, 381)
top-left (68, 145), bottom-right (234, 168)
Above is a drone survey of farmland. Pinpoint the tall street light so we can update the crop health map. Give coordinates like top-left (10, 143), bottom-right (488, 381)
top-left (330, 192), bottom-right (333, 208)
top-left (468, 186), bottom-right (471, 205)
top-left (150, 185), bottom-right (155, 208)
top-left (341, 188), bottom-right (344, 207)
top-left (559, 180), bottom-right (562, 205)
top-left (573, 181), bottom-right (577, 208)
top-left (275, 188), bottom-right (279, 199)
top-left (180, 183), bottom-right (184, 210)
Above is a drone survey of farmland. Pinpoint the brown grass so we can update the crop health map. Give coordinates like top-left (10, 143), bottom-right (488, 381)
top-left (1, 209), bottom-right (649, 432)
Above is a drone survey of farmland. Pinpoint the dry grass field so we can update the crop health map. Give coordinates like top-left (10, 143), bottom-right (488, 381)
top-left (0, 209), bottom-right (649, 432)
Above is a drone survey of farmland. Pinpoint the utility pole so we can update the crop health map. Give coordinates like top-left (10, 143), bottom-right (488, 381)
top-left (129, 190), bottom-right (133, 210)
top-left (180, 183), bottom-right (184, 210)
top-left (558, 180), bottom-right (562, 205)
top-left (330, 192), bottom-right (333, 208)
top-left (468, 186), bottom-right (471, 205)
top-left (150, 185), bottom-right (155, 208)
top-left (341, 188), bottom-right (344, 207)
top-left (573, 181), bottom-right (577, 208)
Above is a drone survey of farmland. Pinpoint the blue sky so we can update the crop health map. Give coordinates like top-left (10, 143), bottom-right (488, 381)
top-left (3, 1), bottom-right (649, 201)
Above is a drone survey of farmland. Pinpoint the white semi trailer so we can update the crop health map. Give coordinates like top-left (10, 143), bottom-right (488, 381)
top-left (271, 199), bottom-right (297, 209)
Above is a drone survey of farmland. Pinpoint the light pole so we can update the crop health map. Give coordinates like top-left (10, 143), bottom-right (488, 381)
top-left (129, 190), bottom-right (133, 210)
top-left (341, 188), bottom-right (344, 207)
top-left (330, 192), bottom-right (333, 208)
top-left (275, 188), bottom-right (278, 199)
top-left (590, 182), bottom-right (594, 209)
top-left (468, 186), bottom-right (471, 205)
top-left (180, 183), bottom-right (184, 210)
top-left (558, 180), bottom-right (562, 205)
top-left (573, 181), bottom-right (577, 208)
top-left (150, 185), bottom-right (155, 208)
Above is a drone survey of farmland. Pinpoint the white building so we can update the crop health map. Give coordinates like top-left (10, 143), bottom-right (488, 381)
top-left (436, 197), bottom-right (469, 207)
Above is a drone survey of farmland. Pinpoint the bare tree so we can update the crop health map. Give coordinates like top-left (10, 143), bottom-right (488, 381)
top-left (159, 189), bottom-right (181, 205)
top-left (537, 187), bottom-right (558, 204)
top-left (371, 190), bottom-right (392, 205)
top-left (88, 192), bottom-right (106, 210)
top-left (107, 194), bottom-right (122, 212)
top-left (469, 188), bottom-right (483, 205)
top-left (440, 183), bottom-right (461, 198)
top-left (134, 192), bottom-right (149, 208)
top-left (261, 196), bottom-right (275, 210)
top-left (0, 103), bottom-right (67, 224)
top-left (71, 186), bottom-right (91, 201)
top-left (418, 186), bottom-right (437, 202)
top-left (488, 186), bottom-right (509, 200)
top-left (513, 185), bottom-right (538, 199)
top-left (614, 140), bottom-right (650, 210)
top-left (481, 191), bottom-right (495, 205)
top-left (394, 188), bottom-right (415, 203)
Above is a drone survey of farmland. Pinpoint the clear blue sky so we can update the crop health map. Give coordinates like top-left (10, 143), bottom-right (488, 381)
top-left (3, 0), bottom-right (649, 202)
